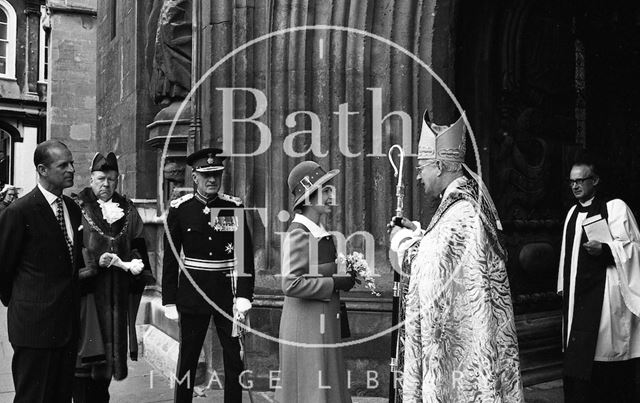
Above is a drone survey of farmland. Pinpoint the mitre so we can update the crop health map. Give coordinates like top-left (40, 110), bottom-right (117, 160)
top-left (417, 110), bottom-right (467, 162)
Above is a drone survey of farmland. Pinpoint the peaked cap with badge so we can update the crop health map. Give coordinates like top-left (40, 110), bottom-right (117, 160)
top-left (186, 147), bottom-right (226, 173)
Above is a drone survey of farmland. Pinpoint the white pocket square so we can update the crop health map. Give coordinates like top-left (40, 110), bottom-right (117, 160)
top-left (78, 225), bottom-right (83, 231)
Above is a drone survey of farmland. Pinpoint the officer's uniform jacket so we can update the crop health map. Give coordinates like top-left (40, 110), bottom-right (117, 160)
top-left (162, 192), bottom-right (255, 314)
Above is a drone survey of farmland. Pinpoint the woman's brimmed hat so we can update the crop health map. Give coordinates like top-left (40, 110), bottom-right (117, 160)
top-left (287, 161), bottom-right (339, 208)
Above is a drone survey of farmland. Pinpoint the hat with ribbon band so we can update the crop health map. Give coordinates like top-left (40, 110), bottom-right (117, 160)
top-left (287, 161), bottom-right (339, 208)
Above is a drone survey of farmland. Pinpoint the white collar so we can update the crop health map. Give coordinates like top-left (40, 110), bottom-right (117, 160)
top-left (579, 196), bottom-right (595, 207)
top-left (38, 182), bottom-right (61, 205)
top-left (292, 213), bottom-right (330, 238)
top-left (441, 176), bottom-right (466, 200)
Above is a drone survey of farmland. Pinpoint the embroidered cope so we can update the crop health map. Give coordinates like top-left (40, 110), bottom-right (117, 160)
top-left (391, 177), bottom-right (523, 402)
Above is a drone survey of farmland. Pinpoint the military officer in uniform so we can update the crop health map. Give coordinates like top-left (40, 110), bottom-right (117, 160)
top-left (162, 148), bottom-right (255, 403)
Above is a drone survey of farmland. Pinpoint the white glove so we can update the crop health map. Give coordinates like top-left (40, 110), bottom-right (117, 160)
top-left (233, 297), bottom-right (252, 322)
top-left (108, 255), bottom-right (143, 275)
top-left (235, 297), bottom-right (252, 314)
top-left (125, 259), bottom-right (144, 275)
top-left (232, 298), bottom-right (251, 337)
top-left (108, 254), bottom-right (125, 270)
top-left (164, 304), bottom-right (179, 320)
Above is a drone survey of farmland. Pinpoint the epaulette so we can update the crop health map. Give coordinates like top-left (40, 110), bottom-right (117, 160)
top-left (219, 193), bottom-right (243, 206)
top-left (170, 193), bottom-right (193, 208)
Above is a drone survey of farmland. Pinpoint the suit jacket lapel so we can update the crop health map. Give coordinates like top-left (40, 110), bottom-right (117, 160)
top-left (32, 187), bottom-right (62, 233)
top-left (32, 188), bottom-right (75, 268)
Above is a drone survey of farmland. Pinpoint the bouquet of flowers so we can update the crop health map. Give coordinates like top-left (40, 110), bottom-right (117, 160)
top-left (338, 252), bottom-right (381, 296)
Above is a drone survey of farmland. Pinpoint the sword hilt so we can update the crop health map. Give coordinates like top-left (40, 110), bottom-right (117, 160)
top-left (392, 281), bottom-right (400, 297)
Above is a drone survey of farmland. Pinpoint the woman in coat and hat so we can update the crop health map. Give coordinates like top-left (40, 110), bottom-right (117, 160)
top-left (275, 161), bottom-right (355, 403)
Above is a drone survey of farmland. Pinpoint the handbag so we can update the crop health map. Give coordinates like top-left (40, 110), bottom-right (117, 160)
top-left (340, 301), bottom-right (351, 338)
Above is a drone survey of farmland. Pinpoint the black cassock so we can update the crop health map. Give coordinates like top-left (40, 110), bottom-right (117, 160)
top-left (561, 197), bottom-right (615, 380)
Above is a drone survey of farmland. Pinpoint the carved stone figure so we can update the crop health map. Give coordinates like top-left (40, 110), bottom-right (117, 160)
top-left (150, 0), bottom-right (192, 106)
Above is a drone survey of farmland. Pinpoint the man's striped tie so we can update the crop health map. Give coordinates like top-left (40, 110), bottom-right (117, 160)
top-left (55, 197), bottom-right (74, 264)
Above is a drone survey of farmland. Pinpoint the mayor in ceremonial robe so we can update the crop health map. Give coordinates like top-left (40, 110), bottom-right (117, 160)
top-left (389, 112), bottom-right (523, 402)
top-left (72, 152), bottom-right (155, 402)
top-left (557, 159), bottom-right (640, 402)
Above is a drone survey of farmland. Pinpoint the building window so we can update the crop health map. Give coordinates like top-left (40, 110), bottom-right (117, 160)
top-left (0, 128), bottom-right (11, 185)
top-left (0, 0), bottom-right (17, 78)
top-left (39, 5), bottom-right (50, 82)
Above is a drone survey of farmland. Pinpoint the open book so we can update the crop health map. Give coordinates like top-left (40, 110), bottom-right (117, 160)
top-left (582, 214), bottom-right (613, 243)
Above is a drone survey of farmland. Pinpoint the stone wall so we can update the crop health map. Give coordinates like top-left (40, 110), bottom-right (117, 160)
top-left (47, 1), bottom-right (97, 193)
top-left (95, 0), bottom-right (159, 199)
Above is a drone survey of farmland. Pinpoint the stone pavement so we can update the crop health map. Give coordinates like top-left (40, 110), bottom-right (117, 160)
top-left (1, 306), bottom-right (563, 402)
top-left (524, 380), bottom-right (564, 403)
top-left (107, 361), bottom-right (564, 403)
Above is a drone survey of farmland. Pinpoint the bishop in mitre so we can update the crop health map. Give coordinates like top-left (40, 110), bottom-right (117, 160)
top-left (558, 159), bottom-right (640, 402)
top-left (389, 111), bottom-right (524, 402)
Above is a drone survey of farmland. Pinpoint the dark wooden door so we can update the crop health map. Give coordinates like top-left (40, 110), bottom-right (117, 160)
top-left (456, 0), bottom-right (640, 384)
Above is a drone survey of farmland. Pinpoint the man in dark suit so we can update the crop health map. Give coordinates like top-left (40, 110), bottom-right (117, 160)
top-left (0, 140), bottom-right (83, 403)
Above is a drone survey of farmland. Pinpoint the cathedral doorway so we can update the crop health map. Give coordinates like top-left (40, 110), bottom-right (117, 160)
top-left (455, 0), bottom-right (640, 384)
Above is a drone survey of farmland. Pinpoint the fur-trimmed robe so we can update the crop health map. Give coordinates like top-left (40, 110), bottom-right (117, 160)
top-left (74, 188), bottom-right (155, 380)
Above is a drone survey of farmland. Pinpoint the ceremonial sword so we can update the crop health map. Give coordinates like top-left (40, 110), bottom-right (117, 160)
top-left (231, 268), bottom-right (255, 403)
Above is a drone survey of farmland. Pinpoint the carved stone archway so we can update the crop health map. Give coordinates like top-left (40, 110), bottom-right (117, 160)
top-left (455, 0), bottom-right (580, 384)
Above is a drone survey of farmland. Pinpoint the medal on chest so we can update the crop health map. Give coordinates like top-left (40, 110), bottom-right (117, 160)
top-left (208, 214), bottom-right (239, 231)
